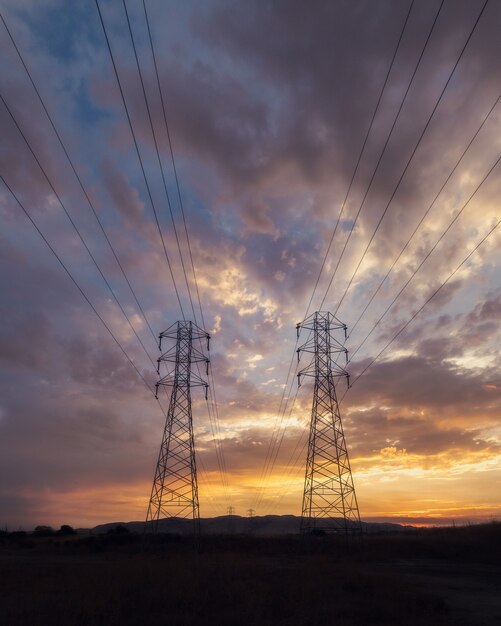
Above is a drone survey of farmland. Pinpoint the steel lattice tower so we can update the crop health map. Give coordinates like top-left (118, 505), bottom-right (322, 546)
top-left (297, 311), bottom-right (361, 534)
top-left (145, 321), bottom-right (210, 534)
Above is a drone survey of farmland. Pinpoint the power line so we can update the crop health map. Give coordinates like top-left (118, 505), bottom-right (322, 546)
top-left (206, 369), bottom-right (229, 490)
top-left (122, 0), bottom-right (197, 323)
top-left (94, 0), bottom-right (186, 319)
top-left (269, 205), bottom-right (501, 510)
top-left (141, 0), bottom-right (229, 487)
top-left (2, 177), bottom-right (211, 516)
top-left (135, 0), bottom-right (229, 493)
top-left (196, 452), bottom-right (222, 518)
top-left (267, 147), bottom-right (500, 515)
top-left (348, 153), bottom-right (500, 364)
top-left (347, 92), bottom-right (501, 340)
top-left (251, 0), bottom-right (416, 510)
top-left (106, 0), bottom-right (229, 498)
top-left (287, 0), bottom-right (444, 422)
top-left (141, 0), bottom-right (205, 328)
top-left (256, 371), bottom-right (310, 514)
top-left (303, 0), bottom-right (416, 321)
top-left (266, 431), bottom-right (309, 516)
top-left (341, 212), bottom-right (501, 399)
top-left (256, 0), bottom-right (491, 512)
top-left (123, 0), bottom-right (229, 490)
top-left (0, 10), bottom-right (158, 346)
top-left (3, 1), bottom-right (226, 499)
top-left (316, 0), bottom-right (448, 312)
top-left (5, 7), bottom-right (230, 512)
top-left (0, 92), bottom-right (157, 370)
top-left (327, 0), bottom-right (491, 316)
top-left (1, 176), bottom-right (153, 395)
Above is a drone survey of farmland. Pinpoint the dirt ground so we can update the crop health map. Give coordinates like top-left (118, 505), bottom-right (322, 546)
top-left (1, 524), bottom-right (500, 625)
top-left (388, 559), bottom-right (501, 626)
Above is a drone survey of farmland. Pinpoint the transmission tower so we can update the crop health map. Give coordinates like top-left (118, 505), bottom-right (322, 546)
top-left (247, 508), bottom-right (256, 534)
top-left (227, 505), bottom-right (236, 534)
top-left (297, 311), bottom-right (361, 534)
top-left (145, 321), bottom-right (210, 534)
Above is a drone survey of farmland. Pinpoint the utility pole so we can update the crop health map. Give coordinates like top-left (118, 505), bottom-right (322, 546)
top-left (297, 311), bottom-right (361, 534)
top-left (145, 321), bottom-right (210, 535)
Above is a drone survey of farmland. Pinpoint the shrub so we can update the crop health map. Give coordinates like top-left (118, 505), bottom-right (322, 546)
top-left (33, 525), bottom-right (55, 537)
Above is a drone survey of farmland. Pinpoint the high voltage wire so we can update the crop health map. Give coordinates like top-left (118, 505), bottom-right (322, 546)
top-left (260, 0), bottom-right (490, 512)
top-left (4, 2), bottom-right (227, 499)
top-left (260, 146), bottom-right (501, 513)
top-left (253, 0), bottom-right (491, 512)
top-left (294, 0), bottom-right (487, 443)
top-left (141, 0), bottom-right (205, 327)
top-left (280, 0), bottom-right (445, 412)
top-left (0, 92), bottom-right (157, 371)
top-left (196, 452), bottom-right (222, 517)
top-left (2, 1), bottom-right (497, 518)
top-left (1, 177), bottom-right (154, 394)
top-left (251, 0), bottom-right (420, 511)
top-left (279, 0), bottom-right (415, 409)
top-left (97, 0), bottom-right (230, 497)
top-left (327, 0), bottom-right (491, 317)
top-left (269, 211), bottom-right (501, 513)
top-left (316, 0), bottom-right (447, 313)
top-left (205, 370), bottom-right (229, 489)
top-left (2, 17), bottom-right (231, 511)
top-left (121, 0), bottom-right (229, 493)
top-left (347, 93), bottom-right (501, 341)
top-left (135, 0), bottom-right (229, 493)
top-left (303, 0), bottom-right (416, 322)
top-left (347, 152), bottom-right (501, 363)
top-left (266, 431), bottom-right (309, 516)
top-left (122, 0), bottom-right (195, 322)
top-left (0, 10), bottom-right (158, 346)
top-left (140, 0), bottom-right (228, 489)
top-left (2, 4), bottom-right (228, 503)
top-left (340, 213), bottom-right (501, 400)
top-left (3, 175), bottom-right (219, 513)
top-left (94, 0), bottom-right (186, 320)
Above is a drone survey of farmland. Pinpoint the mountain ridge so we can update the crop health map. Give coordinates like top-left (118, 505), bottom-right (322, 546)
top-left (88, 514), bottom-right (415, 535)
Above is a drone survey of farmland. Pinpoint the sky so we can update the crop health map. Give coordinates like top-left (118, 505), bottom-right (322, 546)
top-left (0, 0), bottom-right (500, 530)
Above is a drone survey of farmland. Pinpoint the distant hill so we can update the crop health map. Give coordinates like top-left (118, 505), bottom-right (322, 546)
top-left (91, 515), bottom-right (414, 535)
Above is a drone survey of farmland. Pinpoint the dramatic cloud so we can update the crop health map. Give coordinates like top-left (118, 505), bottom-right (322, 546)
top-left (0, 0), bottom-right (500, 528)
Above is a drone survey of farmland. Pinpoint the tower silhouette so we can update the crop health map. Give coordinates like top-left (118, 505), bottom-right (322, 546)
top-left (145, 321), bottom-right (210, 534)
top-left (297, 311), bottom-right (361, 534)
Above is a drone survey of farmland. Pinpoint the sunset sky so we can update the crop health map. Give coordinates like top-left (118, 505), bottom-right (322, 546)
top-left (1, 0), bottom-right (500, 529)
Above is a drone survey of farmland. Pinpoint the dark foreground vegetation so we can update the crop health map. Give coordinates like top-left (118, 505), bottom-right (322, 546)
top-left (1, 522), bottom-right (500, 625)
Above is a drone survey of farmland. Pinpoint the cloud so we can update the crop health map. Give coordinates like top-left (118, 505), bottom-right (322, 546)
top-left (240, 198), bottom-right (279, 237)
top-left (0, 0), bottom-right (500, 527)
top-left (102, 156), bottom-right (145, 227)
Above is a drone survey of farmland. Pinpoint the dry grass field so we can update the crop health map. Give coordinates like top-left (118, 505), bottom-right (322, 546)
top-left (1, 523), bottom-right (500, 625)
